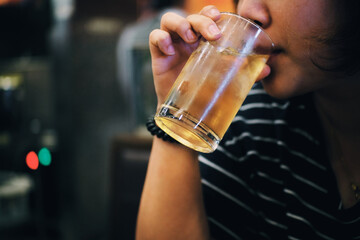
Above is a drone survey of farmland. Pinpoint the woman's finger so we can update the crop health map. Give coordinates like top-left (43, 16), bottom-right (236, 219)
top-left (161, 11), bottom-right (222, 44)
top-left (199, 5), bottom-right (222, 21)
top-left (186, 13), bottom-right (222, 40)
top-left (149, 29), bottom-right (175, 56)
top-left (160, 12), bottom-right (199, 44)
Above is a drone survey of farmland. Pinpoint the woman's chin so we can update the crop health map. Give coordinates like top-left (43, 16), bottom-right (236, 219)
top-left (261, 76), bottom-right (296, 99)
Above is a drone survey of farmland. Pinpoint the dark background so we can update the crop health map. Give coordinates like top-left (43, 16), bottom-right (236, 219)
top-left (0, 0), bottom-right (234, 239)
top-left (0, 0), bottom-right (145, 239)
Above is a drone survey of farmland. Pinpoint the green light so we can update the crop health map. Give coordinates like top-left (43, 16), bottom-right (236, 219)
top-left (38, 147), bottom-right (52, 166)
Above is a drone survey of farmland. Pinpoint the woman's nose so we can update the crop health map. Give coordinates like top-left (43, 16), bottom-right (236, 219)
top-left (237, 0), bottom-right (271, 28)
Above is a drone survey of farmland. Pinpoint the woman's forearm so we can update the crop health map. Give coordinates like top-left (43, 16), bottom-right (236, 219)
top-left (136, 137), bottom-right (209, 240)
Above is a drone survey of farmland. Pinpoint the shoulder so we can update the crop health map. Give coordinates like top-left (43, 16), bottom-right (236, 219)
top-left (204, 82), bottom-right (323, 163)
top-left (227, 82), bottom-right (320, 138)
top-left (224, 82), bottom-right (291, 142)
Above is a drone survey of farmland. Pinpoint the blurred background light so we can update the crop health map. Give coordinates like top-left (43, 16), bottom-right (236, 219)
top-left (38, 147), bottom-right (52, 166)
top-left (25, 151), bottom-right (39, 170)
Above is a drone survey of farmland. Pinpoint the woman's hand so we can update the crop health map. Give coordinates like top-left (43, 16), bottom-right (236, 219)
top-left (149, 5), bottom-right (271, 109)
top-left (149, 5), bottom-right (223, 108)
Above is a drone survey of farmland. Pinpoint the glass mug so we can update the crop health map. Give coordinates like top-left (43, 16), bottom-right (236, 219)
top-left (155, 12), bottom-right (274, 153)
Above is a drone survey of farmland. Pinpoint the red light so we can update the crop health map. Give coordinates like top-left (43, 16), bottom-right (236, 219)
top-left (26, 151), bottom-right (39, 170)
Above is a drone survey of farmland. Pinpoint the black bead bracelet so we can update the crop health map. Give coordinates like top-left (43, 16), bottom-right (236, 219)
top-left (146, 117), bottom-right (178, 143)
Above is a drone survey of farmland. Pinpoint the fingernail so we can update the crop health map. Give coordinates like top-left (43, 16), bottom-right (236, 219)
top-left (167, 45), bottom-right (175, 55)
top-left (186, 29), bottom-right (196, 42)
top-left (208, 24), bottom-right (221, 37)
top-left (209, 8), bottom-right (220, 17)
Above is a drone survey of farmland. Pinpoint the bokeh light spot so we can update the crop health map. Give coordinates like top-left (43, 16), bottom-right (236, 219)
top-left (26, 151), bottom-right (39, 170)
top-left (38, 147), bottom-right (52, 166)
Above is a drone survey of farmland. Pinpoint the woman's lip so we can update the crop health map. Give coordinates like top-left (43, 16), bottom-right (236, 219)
top-left (272, 48), bottom-right (283, 55)
top-left (268, 49), bottom-right (282, 63)
top-left (261, 48), bottom-right (283, 80)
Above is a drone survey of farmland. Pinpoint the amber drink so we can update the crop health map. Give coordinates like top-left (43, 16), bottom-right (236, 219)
top-left (155, 13), bottom-right (274, 153)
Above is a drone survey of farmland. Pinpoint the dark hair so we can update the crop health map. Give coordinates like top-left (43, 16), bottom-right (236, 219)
top-left (233, 0), bottom-right (360, 75)
top-left (311, 0), bottom-right (360, 75)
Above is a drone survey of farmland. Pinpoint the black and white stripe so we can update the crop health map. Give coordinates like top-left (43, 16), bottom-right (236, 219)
top-left (199, 83), bottom-right (360, 239)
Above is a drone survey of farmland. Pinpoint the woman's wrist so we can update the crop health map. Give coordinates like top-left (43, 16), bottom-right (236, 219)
top-left (146, 116), bottom-right (178, 144)
top-left (147, 116), bottom-right (198, 157)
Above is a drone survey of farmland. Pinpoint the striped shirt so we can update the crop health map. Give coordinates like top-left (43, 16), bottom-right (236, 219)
top-left (199, 83), bottom-right (360, 240)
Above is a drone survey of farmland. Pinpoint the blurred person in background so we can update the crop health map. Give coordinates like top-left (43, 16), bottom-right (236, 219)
top-left (116, 0), bottom-right (185, 130)
top-left (136, 0), bottom-right (360, 239)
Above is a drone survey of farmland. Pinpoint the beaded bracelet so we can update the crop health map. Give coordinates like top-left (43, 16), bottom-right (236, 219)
top-left (146, 117), bottom-right (178, 143)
